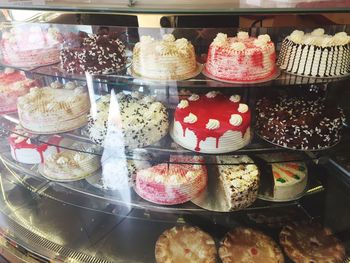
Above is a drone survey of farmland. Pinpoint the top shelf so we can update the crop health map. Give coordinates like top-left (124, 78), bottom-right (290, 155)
top-left (1, 0), bottom-right (350, 14)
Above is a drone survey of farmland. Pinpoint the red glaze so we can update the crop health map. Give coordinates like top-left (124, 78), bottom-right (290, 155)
top-left (251, 247), bottom-right (258, 255)
top-left (174, 93), bottom-right (251, 152)
top-left (252, 51), bottom-right (263, 68)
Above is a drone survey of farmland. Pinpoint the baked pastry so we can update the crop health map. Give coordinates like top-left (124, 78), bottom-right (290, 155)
top-left (256, 96), bottom-right (345, 150)
top-left (219, 228), bottom-right (284, 263)
top-left (135, 155), bottom-right (207, 205)
top-left (17, 81), bottom-right (90, 134)
top-left (60, 32), bottom-right (126, 74)
top-left (280, 222), bottom-right (346, 263)
top-left (0, 68), bottom-right (37, 114)
top-left (87, 92), bottom-right (168, 149)
top-left (278, 28), bottom-right (350, 78)
top-left (132, 34), bottom-right (198, 80)
top-left (9, 125), bottom-right (70, 164)
top-left (171, 91), bottom-right (251, 153)
top-left (216, 155), bottom-right (259, 210)
top-left (0, 25), bottom-right (62, 68)
top-left (155, 225), bottom-right (217, 263)
top-left (204, 32), bottom-right (277, 82)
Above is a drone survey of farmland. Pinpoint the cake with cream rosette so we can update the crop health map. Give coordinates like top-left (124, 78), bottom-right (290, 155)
top-left (170, 91), bottom-right (251, 153)
top-left (132, 34), bottom-right (198, 80)
top-left (204, 31), bottom-right (277, 82)
top-left (278, 28), bottom-right (350, 77)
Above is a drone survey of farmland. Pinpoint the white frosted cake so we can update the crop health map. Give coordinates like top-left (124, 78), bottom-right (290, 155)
top-left (17, 81), bottom-right (90, 134)
top-left (278, 28), bottom-right (350, 77)
top-left (87, 92), bottom-right (169, 149)
top-left (132, 34), bottom-right (198, 80)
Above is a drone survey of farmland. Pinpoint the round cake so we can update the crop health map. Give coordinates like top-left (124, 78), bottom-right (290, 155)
top-left (132, 34), bottom-right (198, 80)
top-left (155, 225), bottom-right (217, 263)
top-left (135, 155), bottom-right (207, 205)
top-left (0, 25), bottom-right (62, 68)
top-left (9, 125), bottom-right (69, 164)
top-left (87, 92), bottom-right (169, 149)
top-left (17, 81), bottom-right (90, 134)
top-left (219, 228), bottom-right (285, 263)
top-left (171, 91), bottom-right (251, 153)
top-left (216, 155), bottom-right (259, 210)
top-left (256, 96), bottom-right (345, 150)
top-left (60, 32), bottom-right (126, 74)
top-left (204, 32), bottom-right (277, 82)
top-left (280, 222), bottom-right (346, 263)
top-left (0, 68), bottom-right (37, 114)
top-left (278, 28), bottom-right (350, 78)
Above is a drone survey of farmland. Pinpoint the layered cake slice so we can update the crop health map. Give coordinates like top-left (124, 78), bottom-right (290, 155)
top-left (205, 31), bottom-right (277, 82)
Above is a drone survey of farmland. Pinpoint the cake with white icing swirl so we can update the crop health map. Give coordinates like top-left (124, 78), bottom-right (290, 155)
top-left (132, 34), bottom-right (198, 80)
top-left (278, 28), bottom-right (350, 77)
top-left (170, 91), bottom-right (251, 153)
top-left (204, 32), bottom-right (277, 82)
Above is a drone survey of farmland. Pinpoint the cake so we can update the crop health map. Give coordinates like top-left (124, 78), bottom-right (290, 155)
top-left (280, 222), bottom-right (346, 263)
top-left (256, 96), bottom-right (345, 150)
top-left (171, 91), bottom-right (251, 153)
top-left (219, 228), bottom-right (284, 263)
top-left (39, 145), bottom-right (100, 181)
top-left (204, 32), bottom-right (277, 82)
top-left (135, 155), bottom-right (207, 205)
top-left (60, 32), bottom-right (126, 74)
top-left (17, 81), bottom-right (90, 134)
top-left (216, 155), bottom-right (259, 210)
top-left (132, 34), bottom-right (198, 80)
top-left (278, 28), bottom-right (350, 78)
top-left (0, 25), bottom-right (62, 68)
top-left (87, 92), bottom-right (169, 149)
top-left (0, 68), bottom-right (37, 114)
top-left (9, 125), bottom-right (70, 164)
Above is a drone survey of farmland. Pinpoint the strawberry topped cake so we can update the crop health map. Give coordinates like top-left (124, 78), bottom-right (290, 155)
top-left (170, 91), bottom-right (251, 153)
top-left (204, 32), bottom-right (277, 82)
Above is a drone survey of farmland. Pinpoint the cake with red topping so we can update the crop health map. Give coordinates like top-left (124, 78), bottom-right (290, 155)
top-left (135, 155), bottom-right (207, 205)
top-left (219, 228), bottom-right (285, 263)
top-left (0, 25), bottom-right (62, 68)
top-left (204, 32), bottom-right (277, 82)
top-left (171, 91), bottom-right (251, 153)
top-left (0, 68), bottom-right (37, 114)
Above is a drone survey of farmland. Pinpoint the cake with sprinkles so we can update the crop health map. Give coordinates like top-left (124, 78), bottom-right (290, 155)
top-left (60, 32), bottom-right (126, 74)
top-left (87, 92), bottom-right (169, 149)
top-left (256, 96), bottom-right (345, 150)
top-left (170, 91), bottom-right (251, 153)
top-left (278, 28), bottom-right (350, 78)
top-left (204, 31), bottom-right (277, 82)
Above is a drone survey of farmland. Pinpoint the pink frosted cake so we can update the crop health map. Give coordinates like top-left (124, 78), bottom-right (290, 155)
top-left (135, 155), bottom-right (207, 205)
top-left (0, 26), bottom-right (62, 68)
top-left (0, 68), bottom-right (37, 114)
top-left (204, 32), bottom-right (277, 82)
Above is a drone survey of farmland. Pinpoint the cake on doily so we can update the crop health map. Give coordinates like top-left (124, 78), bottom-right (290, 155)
top-left (0, 68), bottom-right (37, 114)
top-left (278, 28), bottom-right (350, 78)
top-left (17, 81), bottom-right (90, 134)
top-left (135, 155), bottom-right (207, 205)
top-left (280, 222), bottom-right (346, 263)
top-left (60, 32), bottom-right (126, 74)
top-left (171, 91), bottom-right (251, 153)
top-left (256, 96), bottom-right (345, 150)
top-left (132, 34), bottom-right (198, 80)
top-left (155, 225), bottom-right (217, 263)
top-left (87, 92), bottom-right (168, 149)
top-left (216, 155), bottom-right (259, 210)
top-left (9, 125), bottom-right (70, 164)
top-left (219, 228), bottom-right (285, 263)
top-left (0, 25), bottom-right (62, 68)
top-left (204, 32), bottom-right (277, 82)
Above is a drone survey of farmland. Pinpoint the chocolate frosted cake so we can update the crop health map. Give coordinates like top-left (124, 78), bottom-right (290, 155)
top-left (60, 32), bottom-right (126, 74)
top-left (256, 96), bottom-right (345, 150)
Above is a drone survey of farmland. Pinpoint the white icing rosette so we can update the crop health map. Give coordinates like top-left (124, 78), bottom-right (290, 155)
top-left (230, 95), bottom-right (241, 103)
top-left (206, 119), bottom-right (220, 130)
top-left (162, 34), bottom-right (175, 42)
top-left (253, 39), bottom-right (266, 48)
top-left (237, 31), bottom-right (249, 40)
top-left (311, 28), bottom-right (325, 36)
top-left (229, 114), bottom-right (243, 126)
top-left (206, 91), bottom-right (220, 98)
top-left (238, 103), bottom-right (249, 113)
top-left (289, 30), bottom-right (305, 44)
top-left (231, 42), bottom-right (245, 51)
top-left (258, 34), bottom-right (271, 43)
top-left (178, 100), bottom-right (189, 109)
top-left (184, 113), bottom-right (198, 124)
top-left (332, 32), bottom-right (350, 46)
top-left (213, 33), bottom-right (227, 46)
top-left (188, 94), bottom-right (199, 101)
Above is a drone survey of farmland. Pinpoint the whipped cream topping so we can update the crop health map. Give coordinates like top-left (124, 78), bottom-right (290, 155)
top-left (184, 113), bottom-right (198, 124)
top-left (290, 30), bottom-right (305, 44)
top-left (311, 28), bottom-right (325, 36)
top-left (237, 31), bottom-right (249, 40)
top-left (230, 94), bottom-right (241, 103)
top-left (230, 114), bottom-right (243, 126)
top-left (238, 103), bottom-right (249, 113)
top-left (213, 33), bottom-right (227, 46)
top-left (188, 94), bottom-right (200, 101)
top-left (231, 42), bottom-right (245, 51)
top-left (162, 34), bottom-right (175, 42)
top-left (178, 99), bottom-right (189, 109)
top-left (206, 91), bottom-right (220, 98)
top-left (258, 34), bottom-right (271, 43)
top-left (206, 119), bottom-right (220, 130)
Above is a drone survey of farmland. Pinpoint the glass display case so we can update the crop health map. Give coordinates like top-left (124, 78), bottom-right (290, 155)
top-left (0, 2), bottom-right (350, 263)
